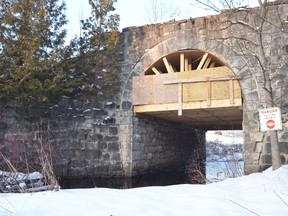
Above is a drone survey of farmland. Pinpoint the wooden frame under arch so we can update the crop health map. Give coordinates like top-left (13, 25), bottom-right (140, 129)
top-left (132, 50), bottom-right (243, 130)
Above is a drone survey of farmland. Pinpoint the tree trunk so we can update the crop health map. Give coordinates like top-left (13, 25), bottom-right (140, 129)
top-left (270, 130), bottom-right (282, 170)
top-left (265, 84), bottom-right (282, 170)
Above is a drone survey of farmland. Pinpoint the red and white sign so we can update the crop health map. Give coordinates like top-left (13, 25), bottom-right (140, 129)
top-left (259, 107), bottom-right (282, 132)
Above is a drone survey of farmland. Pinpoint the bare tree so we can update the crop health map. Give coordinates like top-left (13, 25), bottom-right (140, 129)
top-left (193, 0), bottom-right (249, 12)
top-left (194, 0), bottom-right (285, 170)
top-left (145, 0), bottom-right (181, 23)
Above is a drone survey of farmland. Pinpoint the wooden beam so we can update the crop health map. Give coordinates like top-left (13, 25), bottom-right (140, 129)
top-left (207, 79), bottom-right (211, 106)
top-left (229, 79), bottom-right (235, 104)
top-left (180, 53), bottom-right (185, 72)
top-left (163, 75), bottom-right (241, 85)
top-left (188, 59), bottom-right (192, 71)
top-left (151, 67), bottom-right (161, 75)
top-left (197, 52), bottom-right (209, 70)
top-left (163, 57), bottom-right (174, 73)
top-left (178, 83), bottom-right (183, 116)
top-left (133, 98), bottom-right (242, 113)
top-left (203, 57), bottom-right (212, 69)
top-left (209, 61), bottom-right (216, 68)
top-left (185, 57), bottom-right (189, 71)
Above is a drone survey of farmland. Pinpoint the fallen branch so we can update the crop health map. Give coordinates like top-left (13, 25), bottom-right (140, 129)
top-left (0, 205), bottom-right (13, 215)
top-left (229, 200), bottom-right (259, 216)
top-left (274, 191), bottom-right (288, 207)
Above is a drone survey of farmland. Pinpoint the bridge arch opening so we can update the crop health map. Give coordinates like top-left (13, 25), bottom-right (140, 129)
top-left (131, 50), bottom-right (244, 182)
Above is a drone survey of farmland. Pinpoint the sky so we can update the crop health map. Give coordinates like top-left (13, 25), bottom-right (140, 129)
top-left (65, 0), bottom-right (260, 40)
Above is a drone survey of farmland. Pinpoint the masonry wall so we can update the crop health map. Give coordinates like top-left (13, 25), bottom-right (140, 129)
top-left (0, 97), bottom-right (126, 179)
top-left (132, 115), bottom-right (204, 176)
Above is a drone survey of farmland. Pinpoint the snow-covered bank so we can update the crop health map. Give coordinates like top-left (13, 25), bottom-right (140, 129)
top-left (206, 131), bottom-right (243, 145)
top-left (1, 165), bottom-right (288, 216)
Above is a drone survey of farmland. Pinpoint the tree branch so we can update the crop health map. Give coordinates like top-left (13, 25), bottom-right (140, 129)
top-left (224, 20), bottom-right (258, 31)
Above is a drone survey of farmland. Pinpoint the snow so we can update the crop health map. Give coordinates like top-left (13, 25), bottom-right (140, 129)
top-left (0, 171), bottom-right (49, 193)
top-left (83, 109), bottom-right (91, 113)
top-left (106, 101), bottom-right (114, 105)
top-left (0, 171), bottom-right (43, 182)
top-left (206, 131), bottom-right (243, 145)
top-left (206, 161), bottom-right (244, 182)
top-left (1, 166), bottom-right (288, 216)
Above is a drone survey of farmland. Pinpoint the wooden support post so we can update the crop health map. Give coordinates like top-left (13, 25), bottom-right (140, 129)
top-left (185, 57), bottom-right (189, 71)
top-left (209, 61), bottom-right (216, 68)
top-left (180, 53), bottom-right (185, 72)
top-left (188, 59), bottom-right (192, 71)
top-left (207, 78), bottom-right (211, 106)
top-left (203, 57), bottom-right (212, 69)
top-left (229, 79), bottom-right (235, 104)
top-left (197, 52), bottom-right (209, 70)
top-left (151, 67), bottom-right (161, 75)
top-left (163, 57), bottom-right (174, 73)
top-left (178, 83), bottom-right (183, 116)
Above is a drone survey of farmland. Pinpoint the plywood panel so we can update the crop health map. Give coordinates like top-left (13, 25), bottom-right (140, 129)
top-left (133, 73), bottom-right (181, 105)
top-left (177, 66), bottom-right (241, 102)
top-left (133, 66), bottom-right (242, 114)
top-left (132, 76), bottom-right (155, 105)
top-left (153, 73), bottom-right (178, 104)
top-left (183, 82), bottom-right (207, 101)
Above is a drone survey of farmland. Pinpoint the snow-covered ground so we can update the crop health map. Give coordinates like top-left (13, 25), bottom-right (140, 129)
top-left (1, 165), bottom-right (288, 216)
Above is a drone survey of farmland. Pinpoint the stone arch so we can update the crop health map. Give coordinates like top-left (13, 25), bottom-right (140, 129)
top-left (124, 37), bottom-right (259, 107)
top-left (125, 36), bottom-right (260, 176)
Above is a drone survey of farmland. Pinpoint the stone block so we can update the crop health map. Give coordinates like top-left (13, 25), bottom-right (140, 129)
top-left (261, 154), bottom-right (272, 165)
top-left (244, 164), bottom-right (261, 175)
top-left (90, 134), bottom-right (103, 142)
top-left (99, 142), bottom-right (107, 150)
top-left (252, 153), bottom-right (260, 161)
top-left (122, 101), bottom-right (132, 110)
top-left (102, 153), bottom-right (110, 161)
top-left (92, 109), bottom-right (107, 117)
top-left (95, 166), bottom-right (109, 174)
top-left (279, 142), bottom-right (288, 154)
top-left (109, 127), bottom-right (118, 135)
top-left (254, 142), bottom-right (263, 153)
top-left (111, 152), bottom-right (121, 161)
top-left (86, 142), bottom-right (98, 150)
top-left (281, 155), bottom-right (286, 164)
top-left (82, 150), bottom-right (101, 160)
top-left (280, 132), bottom-right (288, 141)
top-left (108, 142), bottom-right (119, 151)
top-left (254, 133), bottom-right (264, 142)
top-left (0, 122), bottom-right (7, 131)
top-left (263, 143), bottom-right (271, 154)
top-left (104, 136), bottom-right (118, 142)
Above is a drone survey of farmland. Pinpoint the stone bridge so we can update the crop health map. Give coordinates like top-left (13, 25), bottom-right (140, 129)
top-left (118, 1), bottom-right (288, 176)
top-left (1, 1), bottom-right (288, 182)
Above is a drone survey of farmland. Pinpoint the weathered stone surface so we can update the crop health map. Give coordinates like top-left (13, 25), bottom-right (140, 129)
top-left (0, 1), bottom-right (287, 179)
top-left (262, 154), bottom-right (273, 165)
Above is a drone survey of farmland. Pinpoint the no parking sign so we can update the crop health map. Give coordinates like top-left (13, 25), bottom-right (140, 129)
top-left (259, 107), bottom-right (282, 132)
